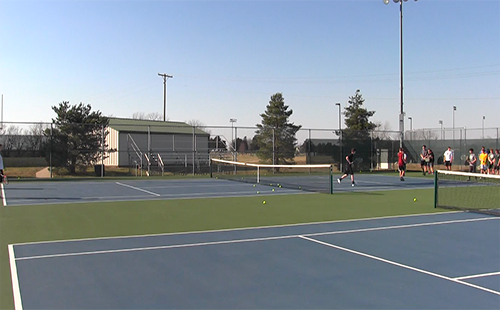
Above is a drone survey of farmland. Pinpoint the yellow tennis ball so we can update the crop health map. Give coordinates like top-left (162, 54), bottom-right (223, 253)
top-left (263, 200), bottom-right (266, 204)
top-left (257, 191), bottom-right (260, 194)
top-left (253, 184), bottom-right (256, 187)
top-left (272, 189), bottom-right (275, 192)
top-left (413, 198), bottom-right (417, 202)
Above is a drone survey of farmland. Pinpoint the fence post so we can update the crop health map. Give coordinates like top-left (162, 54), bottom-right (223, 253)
top-left (497, 128), bottom-right (499, 149)
top-left (234, 127), bottom-right (238, 162)
top-left (101, 124), bottom-right (104, 177)
top-left (147, 125), bottom-right (151, 176)
top-left (272, 128), bottom-right (275, 170)
top-left (50, 122), bottom-right (53, 179)
top-left (192, 126), bottom-right (195, 175)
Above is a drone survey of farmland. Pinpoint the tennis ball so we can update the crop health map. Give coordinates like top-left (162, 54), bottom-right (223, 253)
top-left (413, 198), bottom-right (417, 202)
top-left (263, 201), bottom-right (266, 204)
top-left (253, 184), bottom-right (256, 187)
top-left (257, 191), bottom-right (260, 194)
top-left (272, 189), bottom-right (275, 192)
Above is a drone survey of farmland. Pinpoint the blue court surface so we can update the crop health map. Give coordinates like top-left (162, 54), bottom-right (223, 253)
top-left (9, 212), bottom-right (500, 309)
top-left (2, 174), bottom-right (434, 206)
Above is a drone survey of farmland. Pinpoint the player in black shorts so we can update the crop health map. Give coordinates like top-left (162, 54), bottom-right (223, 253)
top-left (337, 148), bottom-right (356, 186)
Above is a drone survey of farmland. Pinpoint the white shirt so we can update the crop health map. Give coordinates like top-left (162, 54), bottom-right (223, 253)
top-left (443, 150), bottom-right (453, 162)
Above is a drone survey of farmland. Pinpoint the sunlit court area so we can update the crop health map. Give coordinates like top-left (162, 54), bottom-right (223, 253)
top-left (1, 0), bottom-right (500, 309)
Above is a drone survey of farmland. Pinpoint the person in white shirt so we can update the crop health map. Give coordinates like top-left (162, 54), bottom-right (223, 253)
top-left (443, 147), bottom-right (454, 171)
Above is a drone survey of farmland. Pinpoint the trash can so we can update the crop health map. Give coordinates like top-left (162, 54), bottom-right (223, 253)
top-left (94, 164), bottom-right (105, 177)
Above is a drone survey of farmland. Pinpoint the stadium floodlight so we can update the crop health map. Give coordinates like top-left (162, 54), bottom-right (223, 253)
top-left (383, 0), bottom-right (419, 147)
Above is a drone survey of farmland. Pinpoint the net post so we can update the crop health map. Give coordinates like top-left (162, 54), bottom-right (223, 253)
top-left (209, 158), bottom-right (213, 178)
top-left (330, 165), bottom-right (333, 194)
top-left (257, 166), bottom-right (260, 184)
top-left (434, 170), bottom-right (438, 208)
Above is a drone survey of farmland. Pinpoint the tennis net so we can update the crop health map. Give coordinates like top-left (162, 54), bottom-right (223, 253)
top-left (434, 170), bottom-right (500, 216)
top-left (210, 158), bottom-right (333, 194)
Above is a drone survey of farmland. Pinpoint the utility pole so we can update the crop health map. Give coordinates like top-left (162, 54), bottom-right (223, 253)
top-left (158, 73), bottom-right (173, 121)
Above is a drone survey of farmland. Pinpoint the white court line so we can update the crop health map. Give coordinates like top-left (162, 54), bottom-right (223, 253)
top-left (298, 235), bottom-right (500, 297)
top-left (11, 211), bottom-right (462, 246)
top-left (15, 217), bottom-right (498, 261)
top-left (455, 271), bottom-right (500, 281)
top-left (115, 182), bottom-right (160, 196)
top-left (8, 245), bottom-right (23, 310)
top-left (1, 183), bottom-right (7, 206)
top-left (6, 191), bottom-right (308, 207)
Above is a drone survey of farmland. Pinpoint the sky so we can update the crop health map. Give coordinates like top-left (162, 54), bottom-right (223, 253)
top-left (1, 0), bottom-right (499, 139)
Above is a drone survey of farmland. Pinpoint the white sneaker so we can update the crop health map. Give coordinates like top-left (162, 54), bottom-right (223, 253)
top-left (337, 178), bottom-right (341, 184)
top-left (351, 182), bottom-right (355, 187)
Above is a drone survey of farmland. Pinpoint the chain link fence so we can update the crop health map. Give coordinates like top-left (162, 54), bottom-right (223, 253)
top-left (0, 121), bottom-right (498, 178)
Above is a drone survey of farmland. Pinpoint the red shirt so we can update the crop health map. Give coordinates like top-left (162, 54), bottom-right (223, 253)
top-left (398, 152), bottom-right (406, 166)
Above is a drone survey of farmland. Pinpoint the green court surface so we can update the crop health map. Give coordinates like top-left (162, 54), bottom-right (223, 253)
top-left (0, 188), bottom-right (441, 309)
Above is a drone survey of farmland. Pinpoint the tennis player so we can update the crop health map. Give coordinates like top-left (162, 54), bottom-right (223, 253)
top-left (487, 148), bottom-right (495, 175)
top-left (495, 149), bottom-right (500, 175)
top-left (0, 144), bottom-right (6, 185)
top-left (467, 148), bottom-right (477, 173)
top-left (397, 148), bottom-right (406, 181)
top-left (420, 145), bottom-right (428, 175)
top-left (479, 147), bottom-right (488, 174)
top-left (337, 148), bottom-right (356, 186)
top-left (443, 147), bottom-right (453, 171)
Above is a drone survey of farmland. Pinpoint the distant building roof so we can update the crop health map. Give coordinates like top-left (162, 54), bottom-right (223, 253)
top-left (108, 118), bottom-right (210, 136)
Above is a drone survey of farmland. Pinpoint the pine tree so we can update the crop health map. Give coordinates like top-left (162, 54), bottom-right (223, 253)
top-left (254, 93), bottom-right (301, 164)
top-left (343, 90), bottom-right (376, 140)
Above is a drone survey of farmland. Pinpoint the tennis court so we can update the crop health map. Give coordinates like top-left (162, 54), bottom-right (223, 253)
top-left (1, 174), bottom-right (435, 207)
top-left (9, 212), bottom-right (500, 309)
top-left (3, 171), bottom-right (499, 309)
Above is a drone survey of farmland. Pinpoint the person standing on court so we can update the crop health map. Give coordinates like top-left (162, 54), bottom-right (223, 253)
top-left (443, 147), bottom-right (454, 171)
top-left (397, 148), bottom-right (407, 181)
top-left (420, 145), bottom-right (428, 175)
top-left (467, 148), bottom-right (477, 173)
top-left (0, 144), bottom-right (6, 184)
top-left (337, 148), bottom-right (356, 187)
top-left (426, 149), bottom-right (435, 175)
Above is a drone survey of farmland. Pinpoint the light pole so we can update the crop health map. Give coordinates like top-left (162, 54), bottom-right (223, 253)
top-left (230, 118), bottom-right (237, 156)
top-left (384, 0), bottom-right (418, 148)
top-left (335, 102), bottom-right (342, 172)
top-left (452, 106), bottom-right (456, 141)
top-left (482, 116), bottom-right (485, 139)
top-left (439, 120), bottom-right (443, 140)
top-left (158, 73), bottom-right (173, 121)
top-left (408, 117), bottom-right (413, 140)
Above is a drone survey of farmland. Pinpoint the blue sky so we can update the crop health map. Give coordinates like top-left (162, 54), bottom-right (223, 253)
top-left (1, 0), bottom-right (499, 137)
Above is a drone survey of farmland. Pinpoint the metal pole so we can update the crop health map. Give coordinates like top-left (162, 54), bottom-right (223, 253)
top-left (399, 0), bottom-right (404, 148)
top-left (453, 106), bottom-right (456, 141)
top-left (147, 125), bottom-right (151, 176)
top-left (272, 128), bottom-right (275, 167)
top-left (50, 123), bottom-right (53, 179)
top-left (192, 126), bottom-right (195, 175)
top-left (482, 116), bottom-right (485, 139)
top-left (158, 73), bottom-right (173, 122)
top-left (234, 127), bottom-right (238, 162)
top-left (101, 124), bottom-right (104, 177)
top-left (308, 129), bottom-right (311, 165)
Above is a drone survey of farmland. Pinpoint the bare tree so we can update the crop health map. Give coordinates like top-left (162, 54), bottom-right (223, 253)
top-left (4, 125), bottom-right (26, 157)
top-left (372, 121), bottom-right (396, 140)
top-left (412, 129), bottom-right (439, 140)
top-left (186, 119), bottom-right (211, 134)
top-left (132, 112), bottom-right (164, 121)
top-left (26, 123), bottom-right (48, 156)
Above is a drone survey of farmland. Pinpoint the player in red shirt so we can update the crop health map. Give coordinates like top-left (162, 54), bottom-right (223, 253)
top-left (398, 148), bottom-right (407, 181)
